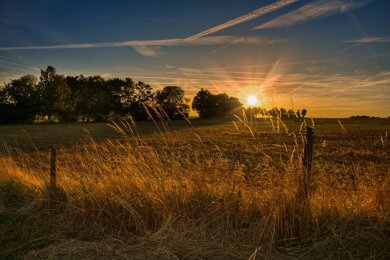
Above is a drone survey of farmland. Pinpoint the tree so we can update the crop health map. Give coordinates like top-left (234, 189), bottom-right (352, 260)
top-left (155, 86), bottom-right (189, 119)
top-left (287, 109), bottom-right (296, 118)
top-left (87, 76), bottom-right (113, 121)
top-left (111, 78), bottom-right (135, 115)
top-left (192, 89), bottom-right (242, 118)
top-left (106, 77), bottom-right (127, 118)
top-left (268, 107), bottom-right (280, 118)
top-left (280, 108), bottom-right (287, 118)
top-left (213, 94), bottom-right (241, 118)
top-left (192, 89), bottom-right (213, 118)
top-left (38, 66), bottom-right (72, 121)
top-left (244, 106), bottom-right (263, 119)
top-left (0, 75), bottom-right (39, 123)
top-left (65, 75), bottom-right (85, 121)
top-left (0, 87), bottom-right (12, 124)
top-left (301, 109), bottom-right (307, 118)
top-left (296, 109), bottom-right (301, 118)
top-left (72, 76), bottom-right (117, 122)
top-left (126, 81), bottom-right (154, 120)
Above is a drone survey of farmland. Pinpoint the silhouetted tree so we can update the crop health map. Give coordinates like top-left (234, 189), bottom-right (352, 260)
top-left (244, 106), bottom-right (263, 119)
top-left (280, 108), bottom-right (287, 118)
top-left (287, 109), bottom-right (296, 118)
top-left (0, 87), bottom-right (11, 124)
top-left (0, 75), bottom-right (39, 123)
top-left (38, 66), bottom-right (72, 121)
top-left (296, 109), bottom-right (301, 118)
top-left (126, 81), bottom-right (154, 120)
top-left (192, 89), bottom-right (213, 118)
top-left (106, 77), bottom-right (127, 118)
top-left (88, 76), bottom-right (114, 121)
top-left (301, 109), bottom-right (307, 118)
top-left (156, 86), bottom-right (189, 119)
top-left (192, 89), bottom-right (242, 118)
top-left (64, 75), bottom-right (85, 121)
top-left (268, 107), bottom-right (280, 118)
top-left (213, 93), bottom-right (242, 117)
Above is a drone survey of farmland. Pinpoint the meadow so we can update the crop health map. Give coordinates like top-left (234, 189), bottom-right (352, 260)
top-left (0, 117), bottom-right (389, 259)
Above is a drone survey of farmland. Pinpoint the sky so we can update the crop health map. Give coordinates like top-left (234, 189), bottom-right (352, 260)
top-left (0, 0), bottom-right (389, 117)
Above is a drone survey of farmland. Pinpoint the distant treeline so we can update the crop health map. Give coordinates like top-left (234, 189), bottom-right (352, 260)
top-left (0, 66), bottom-right (188, 123)
top-left (193, 89), bottom-right (308, 119)
top-left (0, 66), bottom-right (308, 124)
top-left (250, 107), bottom-right (308, 119)
top-left (349, 115), bottom-right (379, 119)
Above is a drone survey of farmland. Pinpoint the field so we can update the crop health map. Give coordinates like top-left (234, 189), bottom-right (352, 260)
top-left (0, 117), bottom-right (389, 259)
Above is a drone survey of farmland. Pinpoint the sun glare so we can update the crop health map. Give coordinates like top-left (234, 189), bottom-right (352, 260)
top-left (247, 95), bottom-right (258, 106)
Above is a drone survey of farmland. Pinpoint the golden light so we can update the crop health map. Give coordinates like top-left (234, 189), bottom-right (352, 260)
top-left (247, 95), bottom-right (258, 106)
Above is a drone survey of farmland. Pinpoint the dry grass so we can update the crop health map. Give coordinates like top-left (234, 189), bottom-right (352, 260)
top-left (0, 115), bottom-right (389, 259)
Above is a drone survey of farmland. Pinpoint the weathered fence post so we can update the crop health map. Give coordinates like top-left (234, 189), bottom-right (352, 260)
top-left (303, 126), bottom-right (314, 185)
top-left (50, 146), bottom-right (57, 189)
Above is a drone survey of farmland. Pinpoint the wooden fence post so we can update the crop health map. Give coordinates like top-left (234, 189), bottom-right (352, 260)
top-left (50, 146), bottom-right (57, 189)
top-left (303, 126), bottom-right (314, 185)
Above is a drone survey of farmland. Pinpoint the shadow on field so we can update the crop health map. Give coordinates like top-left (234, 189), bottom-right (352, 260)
top-left (2, 118), bottom-right (388, 153)
top-left (0, 118), bottom-right (239, 153)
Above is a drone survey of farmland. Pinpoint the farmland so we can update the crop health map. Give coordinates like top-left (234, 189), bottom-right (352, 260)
top-left (0, 117), bottom-right (389, 259)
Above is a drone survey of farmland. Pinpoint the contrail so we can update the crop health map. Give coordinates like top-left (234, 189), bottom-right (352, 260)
top-left (344, 37), bottom-right (390, 43)
top-left (0, 1), bottom-right (296, 57)
top-left (0, 36), bottom-right (276, 57)
top-left (253, 0), bottom-right (373, 30)
top-left (186, 0), bottom-right (297, 40)
top-left (0, 36), bottom-right (274, 50)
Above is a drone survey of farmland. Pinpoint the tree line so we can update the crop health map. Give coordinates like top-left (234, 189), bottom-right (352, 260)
top-left (250, 107), bottom-right (307, 119)
top-left (0, 66), bottom-right (307, 124)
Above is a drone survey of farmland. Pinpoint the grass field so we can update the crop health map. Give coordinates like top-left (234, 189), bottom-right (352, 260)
top-left (0, 117), bottom-right (389, 259)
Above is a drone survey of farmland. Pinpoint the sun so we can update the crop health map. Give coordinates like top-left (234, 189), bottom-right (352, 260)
top-left (246, 95), bottom-right (258, 106)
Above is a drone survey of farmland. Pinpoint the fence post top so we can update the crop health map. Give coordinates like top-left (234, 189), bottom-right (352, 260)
top-left (306, 126), bottom-right (315, 133)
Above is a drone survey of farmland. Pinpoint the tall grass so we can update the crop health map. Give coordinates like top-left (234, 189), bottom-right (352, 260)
top-left (0, 111), bottom-right (389, 259)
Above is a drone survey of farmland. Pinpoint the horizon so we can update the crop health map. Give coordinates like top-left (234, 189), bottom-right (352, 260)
top-left (1, 0), bottom-right (389, 117)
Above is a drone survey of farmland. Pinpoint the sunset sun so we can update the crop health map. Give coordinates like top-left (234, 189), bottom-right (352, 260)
top-left (246, 95), bottom-right (258, 106)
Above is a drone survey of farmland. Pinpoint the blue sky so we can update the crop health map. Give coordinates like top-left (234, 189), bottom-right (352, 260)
top-left (0, 0), bottom-right (389, 117)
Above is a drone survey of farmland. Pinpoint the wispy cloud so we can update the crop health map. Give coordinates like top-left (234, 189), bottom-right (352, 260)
top-left (100, 73), bottom-right (112, 79)
top-left (132, 46), bottom-right (162, 57)
top-left (0, 1), bottom-right (294, 57)
top-left (336, 36), bottom-right (390, 54)
top-left (0, 35), bottom-right (279, 57)
top-left (253, 0), bottom-right (373, 30)
top-left (186, 0), bottom-right (297, 40)
top-left (344, 37), bottom-right (390, 43)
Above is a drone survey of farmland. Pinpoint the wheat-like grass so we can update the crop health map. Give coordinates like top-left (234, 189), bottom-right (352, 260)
top-left (0, 112), bottom-right (389, 259)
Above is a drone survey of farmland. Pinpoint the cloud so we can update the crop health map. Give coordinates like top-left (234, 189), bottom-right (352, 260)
top-left (132, 46), bottom-right (162, 57)
top-left (121, 66), bottom-right (390, 99)
top-left (0, 1), bottom-right (294, 57)
top-left (100, 73), bottom-right (112, 79)
top-left (343, 37), bottom-right (390, 43)
top-left (336, 36), bottom-right (390, 54)
top-left (186, 0), bottom-right (297, 40)
top-left (0, 35), bottom-right (280, 56)
top-left (253, 0), bottom-right (372, 30)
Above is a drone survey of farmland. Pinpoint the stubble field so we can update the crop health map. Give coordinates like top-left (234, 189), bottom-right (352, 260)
top-left (0, 117), bottom-right (389, 259)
